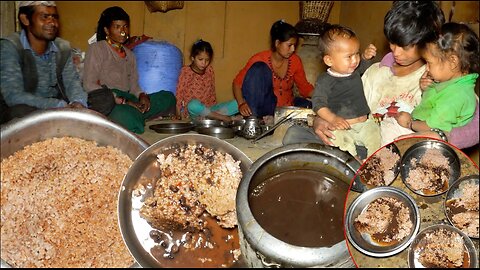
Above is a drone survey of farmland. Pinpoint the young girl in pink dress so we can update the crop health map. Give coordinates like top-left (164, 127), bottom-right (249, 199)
top-left (175, 39), bottom-right (240, 123)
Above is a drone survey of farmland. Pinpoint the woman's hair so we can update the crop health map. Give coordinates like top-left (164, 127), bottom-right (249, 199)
top-left (384, 1), bottom-right (445, 47)
top-left (96, 6), bottom-right (130, 41)
top-left (190, 39), bottom-right (214, 59)
top-left (427, 22), bottom-right (480, 74)
top-left (318, 24), bottom-right (357, 56)
top-left (270, 20), bottom-right (298, 51)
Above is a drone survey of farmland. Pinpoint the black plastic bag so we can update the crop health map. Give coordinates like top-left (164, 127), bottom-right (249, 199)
top-left (87, 86), bottom-right (116, 116)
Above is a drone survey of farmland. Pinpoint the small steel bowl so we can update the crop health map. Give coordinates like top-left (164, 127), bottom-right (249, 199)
top-left (345, 186), bottom-right (420, 258)
top-left (230, 119), bottom-right (245, 135)
top-left (407, 224), bottom-right (478, 268)
top-left (196, 126), bottom-right (235, 139)
top-left (193, 119), bottom-right (228, 130)
top-left (400, 140), bottom-right (460, 197)
top-left (444, 174), bottom-right (479, 239)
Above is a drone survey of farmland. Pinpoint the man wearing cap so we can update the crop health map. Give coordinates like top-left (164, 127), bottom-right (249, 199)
top-left (0, 1), bottom-right (87, 124)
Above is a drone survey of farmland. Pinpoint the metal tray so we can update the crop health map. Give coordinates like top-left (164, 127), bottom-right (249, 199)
top-left (444, 174), bottom-right (479, 239)
top-left (149, 122), bottom-right (195, 134)
top-left (345, 186), bottom-right (420, 258)
top-left (400, 140), bottom-right (460, 196)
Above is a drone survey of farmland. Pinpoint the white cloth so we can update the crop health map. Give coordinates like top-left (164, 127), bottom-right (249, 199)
top-left (380, 116), bottom-right (414, 146)
top-left (18, 1), bottom-right (56, 7)
top-left (362, 62), bottom-right (426, 146)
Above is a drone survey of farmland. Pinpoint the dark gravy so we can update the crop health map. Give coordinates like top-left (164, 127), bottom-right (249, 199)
top-left (149, 214), bottom-right (240, 268)
top-left (248, 169), bottom-right (348, 247)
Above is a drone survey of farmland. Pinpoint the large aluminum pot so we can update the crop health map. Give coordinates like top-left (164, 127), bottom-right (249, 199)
top-left (118, 134), bottom-right (252, 268)
top-left (1, 108), bottom-right (149, 161)
top-left (0, 108), bottom-right (149, 268)
top-left (236, 143), bottom-right (360, 268)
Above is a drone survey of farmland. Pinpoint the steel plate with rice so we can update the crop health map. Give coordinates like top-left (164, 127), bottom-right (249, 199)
top-left (345, 186), bottom-right (420, 257)
top-left (444, 174), bottom-right (479, 239)
top-left (408, 224), bottom-right (478, 268)
top-left (400, 140), bottom-right (460, 196)
top-left (118, 134), bottom-right (252, 268)
top-left (358, 142), bottom-right (401, 190)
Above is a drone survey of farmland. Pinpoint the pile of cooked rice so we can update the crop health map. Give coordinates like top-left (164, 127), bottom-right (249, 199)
top-left (360, 146), bottom-right (400, 186)
top-left (139, 144), bottom-right (242, 231)
top-left (405, 148), bottom-right (450, 193)
top-left (450, 181), bottom-right (479, 238)
top-left (1, 137), bottom-right (135, 268)
top-left (418, 228), bottom-right (465, 268)
top-left (354, 197), bottom-right (413, 243)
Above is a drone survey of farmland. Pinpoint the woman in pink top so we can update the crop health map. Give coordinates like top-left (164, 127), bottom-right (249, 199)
top-left (232, 20), bottom-right (314, 119)
top-left (175, 40), bottom-right (240, 123)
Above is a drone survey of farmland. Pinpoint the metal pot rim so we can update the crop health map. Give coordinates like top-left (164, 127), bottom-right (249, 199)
top-left (236, 143), bottom-right (359, 266)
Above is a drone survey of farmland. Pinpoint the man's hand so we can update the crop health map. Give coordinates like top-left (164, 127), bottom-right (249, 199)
top-left (313, 116), bottom-right (336, 146)
top-left (66, 102), bottom-right (85, 109)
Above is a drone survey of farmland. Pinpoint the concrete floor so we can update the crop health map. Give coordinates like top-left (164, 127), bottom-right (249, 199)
top-left (138, 119), bottom-right (479, 166)
top-left (138, 119), bottom-right (287, 162)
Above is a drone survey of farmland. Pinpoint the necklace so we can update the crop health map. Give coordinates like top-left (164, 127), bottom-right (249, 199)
top-left (271, 57), bottom-right (286, 70)
top-left (106, 37), bottom-right (126, 59)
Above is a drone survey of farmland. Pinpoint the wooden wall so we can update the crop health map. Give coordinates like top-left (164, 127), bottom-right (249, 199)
top-left (1, 1), bottom-right (478, 102)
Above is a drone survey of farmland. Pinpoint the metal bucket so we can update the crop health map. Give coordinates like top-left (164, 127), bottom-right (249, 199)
top-left (236, 143), bottom-right (360, 268)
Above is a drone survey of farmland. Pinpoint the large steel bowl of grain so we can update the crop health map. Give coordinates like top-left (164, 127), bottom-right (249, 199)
top-left (0, 108), bottom-right (149, 268)
top-left (1, 108), bottom-right (149, 160)
top-left (237, 143), bottom-right (361, 267)
top-left (118, 134), bottom-right (252, 268)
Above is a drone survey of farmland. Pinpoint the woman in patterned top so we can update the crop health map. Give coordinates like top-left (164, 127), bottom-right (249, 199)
top-left (175, 39), bottom-right (241, 122)
top-left (83, 6), bottom-right (176, 134)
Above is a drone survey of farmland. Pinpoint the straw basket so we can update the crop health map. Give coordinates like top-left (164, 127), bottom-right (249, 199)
top-left (144, 1), bottom-right (184, 13)
top-left (299, 1), bottom-right (334, 22)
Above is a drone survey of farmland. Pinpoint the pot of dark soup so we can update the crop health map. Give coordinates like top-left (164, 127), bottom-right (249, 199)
top-left (236, 143), bottom-right (360, 267)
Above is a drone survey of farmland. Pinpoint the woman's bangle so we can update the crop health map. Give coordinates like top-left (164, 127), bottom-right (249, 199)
top-left (430, 128), bottom-right (448, 142)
